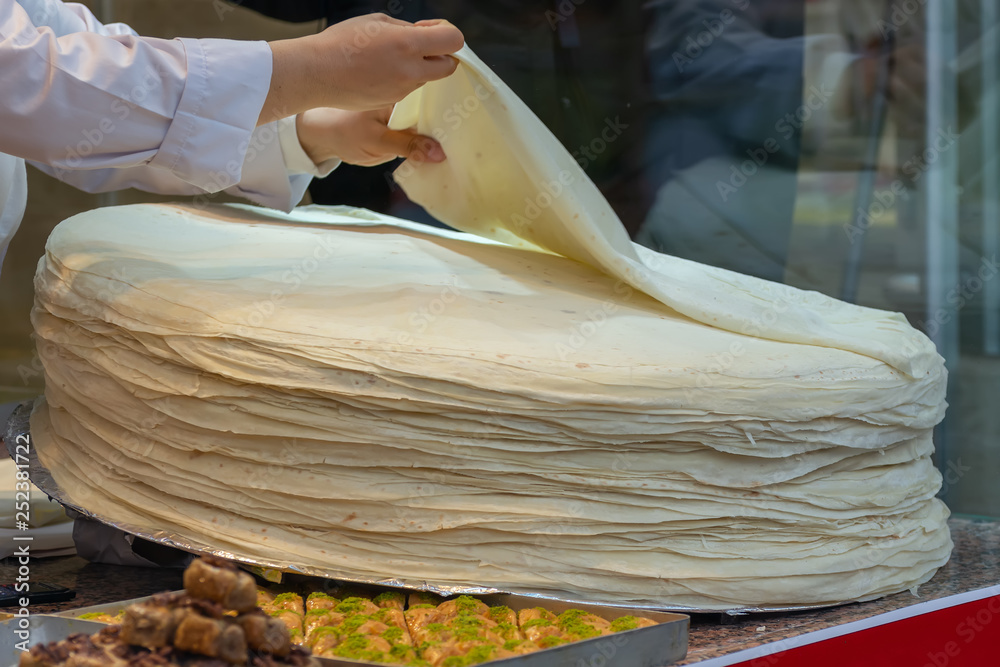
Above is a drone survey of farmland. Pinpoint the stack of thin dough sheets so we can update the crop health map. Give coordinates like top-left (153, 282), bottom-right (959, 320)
top-left (29, 202), bottom-right (951, 611)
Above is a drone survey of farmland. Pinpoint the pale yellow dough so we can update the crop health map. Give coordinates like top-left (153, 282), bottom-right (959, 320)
top-left (30, 202), bottom-right (950, 609)
top-left (389, 46), bottom-right (938, 378)
top-left (29, 46), bottom-right (951, 610)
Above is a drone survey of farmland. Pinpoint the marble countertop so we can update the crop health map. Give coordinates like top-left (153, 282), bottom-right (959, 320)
top-left (679, 516), bottom-right (999, 664)
top-left (1, 517), bottom-right (996, 664)
top-left (0, 557), bottom-right (184, 616)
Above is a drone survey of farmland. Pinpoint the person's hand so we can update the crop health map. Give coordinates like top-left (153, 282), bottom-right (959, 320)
top-left (296, 107), bottom-right (446, 167)
top-left (887, 40), bottom-right (925, 142)
top-left (261, 15), bottom-right (464, 124)
top-left (858, 36), bottom-right (925, 141)
top-left (310, 17), bottom-right (463, 111)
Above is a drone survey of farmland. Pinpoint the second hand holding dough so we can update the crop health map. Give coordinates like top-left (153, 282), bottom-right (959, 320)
top-left (296, 106), bottom-right (446, 166)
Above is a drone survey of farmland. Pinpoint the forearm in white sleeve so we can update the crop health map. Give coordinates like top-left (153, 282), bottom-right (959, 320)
top-left (34, 118), bottom-right (341, 211)
top-left (1, 0), bottom-right (280, 198)
top-left (228, 116), bottom-right (339, 210)
top-left (16, 0), bottom-right (136, 37)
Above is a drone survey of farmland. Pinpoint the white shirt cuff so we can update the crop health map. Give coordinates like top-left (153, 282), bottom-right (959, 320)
top-left (278, 116), bottom-right (341, 177)
top-left (148, 37), bottom-right (273, 190)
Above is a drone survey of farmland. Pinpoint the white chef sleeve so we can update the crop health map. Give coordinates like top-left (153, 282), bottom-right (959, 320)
top-left (35, 118), bottom-right (341, 211)
top-left (0, 0), bottom-right (314, 209)
top-left (15, 0), bottom-right (136, 38)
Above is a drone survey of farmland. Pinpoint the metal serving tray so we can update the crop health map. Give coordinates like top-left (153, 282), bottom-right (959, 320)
top-left (50, 596), bottom-right (157, 620)
top-left (1, 616), bottom-right (107, 667)
top-left (39, 592), bottom-right (688, 667)
top-left (5, 401), bottom-right (838, 617)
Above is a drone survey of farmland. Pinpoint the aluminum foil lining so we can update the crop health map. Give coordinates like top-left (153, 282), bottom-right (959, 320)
top-left (6, 401), bottom-right (841, 617)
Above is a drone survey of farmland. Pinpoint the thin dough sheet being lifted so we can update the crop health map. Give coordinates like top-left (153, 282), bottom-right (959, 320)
top-left (388, 46), bottom-right (939, 377)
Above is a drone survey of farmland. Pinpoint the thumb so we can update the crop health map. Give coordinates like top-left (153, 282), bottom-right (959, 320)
top-left (379, 129), bottom-right (446, 162)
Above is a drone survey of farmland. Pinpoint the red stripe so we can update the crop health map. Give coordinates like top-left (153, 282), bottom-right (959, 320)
top-left (724, 595), bottom-right (1000, 667)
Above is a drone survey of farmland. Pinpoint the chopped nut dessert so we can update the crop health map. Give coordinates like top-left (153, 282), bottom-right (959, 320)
top-left (20, 558), bottom-right (319, 667)
top-left (48, 568), bottom-right (662, 667)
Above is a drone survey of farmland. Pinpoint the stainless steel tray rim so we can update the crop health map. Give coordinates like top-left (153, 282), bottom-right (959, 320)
top-left (37, 593), bottom-right (690, 667)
